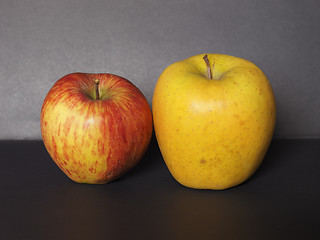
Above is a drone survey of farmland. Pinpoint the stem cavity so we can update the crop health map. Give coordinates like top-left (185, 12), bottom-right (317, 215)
top-left (93, 79), bottom-right (100, 100)
top-left (203, 54), bottom-right (212, 79)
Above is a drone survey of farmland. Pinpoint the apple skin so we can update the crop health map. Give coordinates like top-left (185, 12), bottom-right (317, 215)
top-left (152, 54), bottom-right (276, 190)
top-left (40, 73), bottom-right (153, 184)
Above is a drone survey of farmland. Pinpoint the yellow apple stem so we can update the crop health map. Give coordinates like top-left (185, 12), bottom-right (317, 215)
top-left (203, 54), bottom-right (212, 79)
top-left (93, 79), bottom-right (100, 100)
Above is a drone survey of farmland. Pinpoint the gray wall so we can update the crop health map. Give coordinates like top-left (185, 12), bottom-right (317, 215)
top-left (1, 0), bottom-right (319, 139)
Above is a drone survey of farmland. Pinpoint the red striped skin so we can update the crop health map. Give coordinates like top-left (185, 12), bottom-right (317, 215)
top-left (40, 73), bottom-right (153, 184)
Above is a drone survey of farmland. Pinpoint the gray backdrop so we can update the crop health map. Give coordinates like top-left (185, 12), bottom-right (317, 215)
top-left (0, 0), bottom-right (319, 139)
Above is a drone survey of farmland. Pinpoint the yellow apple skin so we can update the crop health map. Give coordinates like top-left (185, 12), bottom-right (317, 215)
top-left (152, 54), bottom-right (276, 190)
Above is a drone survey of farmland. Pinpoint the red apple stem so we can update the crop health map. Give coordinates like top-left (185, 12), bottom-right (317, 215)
top-left (203, 54), bottom-right (212, 79)
top-left (93, 79), bottom-right (100, 100)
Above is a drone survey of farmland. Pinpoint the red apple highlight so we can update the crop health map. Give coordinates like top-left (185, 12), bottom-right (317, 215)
top-left (40, 73), bottom-right (153, 184)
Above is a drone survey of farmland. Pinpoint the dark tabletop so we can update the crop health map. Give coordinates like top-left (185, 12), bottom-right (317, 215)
top-left (1, 137), bottom-right (319, 240)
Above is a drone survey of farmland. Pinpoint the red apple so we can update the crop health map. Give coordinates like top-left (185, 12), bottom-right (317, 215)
top-left (40, 73), bottom-right (153, 184)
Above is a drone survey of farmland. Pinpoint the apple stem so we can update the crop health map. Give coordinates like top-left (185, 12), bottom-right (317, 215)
top-left (203, 54), bottom-right (212, 79)
top-left (93, 79), bottom-right (100, 100)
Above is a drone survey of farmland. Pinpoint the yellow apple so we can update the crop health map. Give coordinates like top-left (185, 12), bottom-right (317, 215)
top-left (152, 54), bottom-right (276, 190)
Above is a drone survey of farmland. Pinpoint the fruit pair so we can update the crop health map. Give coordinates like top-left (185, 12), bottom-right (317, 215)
top-left (41, 54), bottom-right (276, 190)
